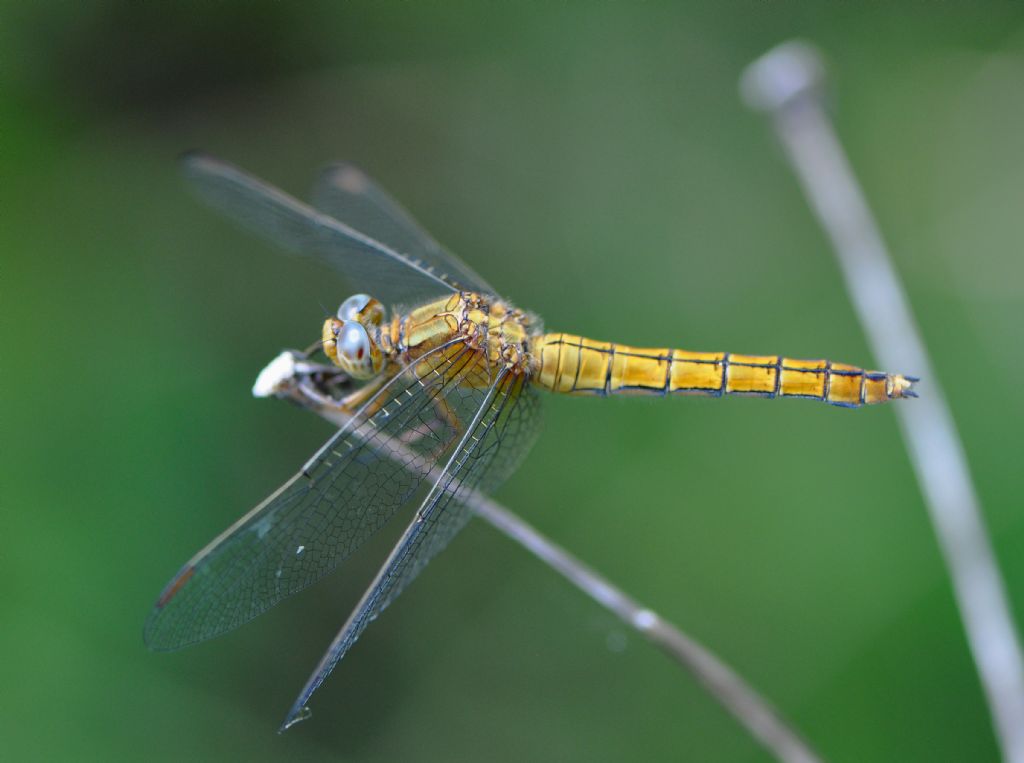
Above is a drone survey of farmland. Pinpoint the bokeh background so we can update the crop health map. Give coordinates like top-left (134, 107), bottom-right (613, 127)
top-left (4, 3), bottom-right (1024, 761)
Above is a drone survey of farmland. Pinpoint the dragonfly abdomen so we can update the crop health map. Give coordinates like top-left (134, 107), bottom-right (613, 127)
top-left (531, 333), bottom-right (915, 407)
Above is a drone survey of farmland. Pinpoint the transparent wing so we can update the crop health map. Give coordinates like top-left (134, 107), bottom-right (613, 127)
top-left (144, 339), bottom-right (482, 651)
top-left (182, 153), bottom-right (459, 306)
top-left (312, 163), bottom-right (498, 297)
top-left (282, 372), bottom-right (542, 730)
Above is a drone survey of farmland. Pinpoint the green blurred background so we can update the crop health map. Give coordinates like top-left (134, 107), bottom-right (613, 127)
top-left (4, 3), bottom-right (1024, 761)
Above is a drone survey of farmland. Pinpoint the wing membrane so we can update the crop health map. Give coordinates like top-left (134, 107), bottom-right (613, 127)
top-left (282, 372), bottom-right (541, 729)
top-left (144, 340), bottom-right (480, 651)
top-left (182, 154), bottom-right (459, 305)
top-left (312, 163), bottom-right (497, 297)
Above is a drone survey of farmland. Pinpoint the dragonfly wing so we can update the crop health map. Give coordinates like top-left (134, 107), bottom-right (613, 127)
top-left (144, 339), bottom-right (482, 651)
top-left (312, 163), bottom-right (498, 297)
top-left (281, 372), bottom-right (541, 730)
top-left (182, 153), bottom-right (459, 305)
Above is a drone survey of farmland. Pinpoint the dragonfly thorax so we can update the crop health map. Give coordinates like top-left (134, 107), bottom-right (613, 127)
top-left (397, 293), bottom-right (537, 384)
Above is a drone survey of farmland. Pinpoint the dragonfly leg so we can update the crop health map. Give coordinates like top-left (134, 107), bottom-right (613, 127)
top-left (398, 394), bottom-right (460, 458)
top-left (286, 368), bottom-right (389, 425)
top-left (326, 374), bottom-right (390, 415)
top-left (280, 352), bottom-right (458, 459)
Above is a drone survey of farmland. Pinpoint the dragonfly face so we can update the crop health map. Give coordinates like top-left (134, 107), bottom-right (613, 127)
top-left (147, 153), bottom-right (916, 732)
top-left (322, 293), bottom-right (387, 379)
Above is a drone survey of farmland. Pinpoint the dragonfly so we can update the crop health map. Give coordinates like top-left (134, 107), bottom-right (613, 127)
top-left (145, 154), bottom-right (918, 732)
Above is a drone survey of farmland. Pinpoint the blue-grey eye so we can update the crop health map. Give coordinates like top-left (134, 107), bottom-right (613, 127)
top-left (336, 321), bottom-right (373, 376)
top-left (337, 294), bottom-right (371, 321)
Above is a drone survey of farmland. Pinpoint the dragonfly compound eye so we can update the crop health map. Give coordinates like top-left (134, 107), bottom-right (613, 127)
top-left (335, 321), bottom-right (381, 379)
top-left (337, 293), bottom-right (385, 325)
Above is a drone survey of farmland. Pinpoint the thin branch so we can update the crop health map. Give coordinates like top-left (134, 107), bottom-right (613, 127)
top-left (742, 40), bottom-right (1024, 763)
top-left (272, 369), bottom-right (823, 763)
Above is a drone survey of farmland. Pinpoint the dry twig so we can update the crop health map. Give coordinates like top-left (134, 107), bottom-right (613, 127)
top-left (742, 40), bottom-right (1024, 763)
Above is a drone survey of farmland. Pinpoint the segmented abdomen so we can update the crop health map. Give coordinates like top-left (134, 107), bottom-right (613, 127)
top-left (531, 333), bottom-right (916, 408)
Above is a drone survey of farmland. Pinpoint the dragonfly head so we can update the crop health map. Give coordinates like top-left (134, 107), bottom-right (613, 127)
top-left (322, 293), bottom-right (386, 380)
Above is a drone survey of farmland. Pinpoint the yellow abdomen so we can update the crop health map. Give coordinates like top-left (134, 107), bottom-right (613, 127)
top-left (531, 333), bottom-right (916, 408)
